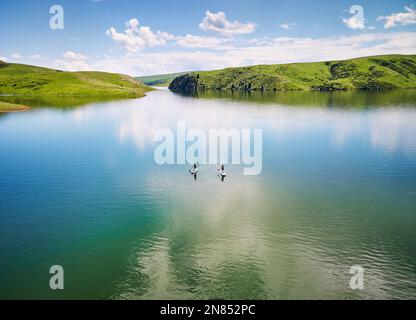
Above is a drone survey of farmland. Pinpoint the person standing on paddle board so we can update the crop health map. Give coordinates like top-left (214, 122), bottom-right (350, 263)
top-left (218, 164), bottom-right (226, 182)
top-left (189, 164), bottom-right (199, 180)
top-left (189, 163), bottom-right (197, 173)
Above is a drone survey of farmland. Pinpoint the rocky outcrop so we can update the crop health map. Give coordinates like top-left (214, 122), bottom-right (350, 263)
top-left (169, 74), bottom-right (198, 94)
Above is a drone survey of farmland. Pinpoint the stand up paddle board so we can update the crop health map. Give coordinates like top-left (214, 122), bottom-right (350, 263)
top-left (189, 168), bottom-right (199, 175)
top-left (218, 170), bottom-right (226, 177)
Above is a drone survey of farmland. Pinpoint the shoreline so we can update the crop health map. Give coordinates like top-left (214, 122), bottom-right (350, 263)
top-left (0, 89), bottom-right (154, 112)
top-left (0, 101), bottom-right (30, 113)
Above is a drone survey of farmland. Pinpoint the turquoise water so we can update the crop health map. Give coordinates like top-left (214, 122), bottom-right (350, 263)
top-left (0, 89), bottom-right (416, 299)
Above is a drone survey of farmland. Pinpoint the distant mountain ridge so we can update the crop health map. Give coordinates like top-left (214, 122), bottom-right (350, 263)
top-left (169, 55), bottom-right (416, 93)
top-left (136, 72), bottom-right (190, 87)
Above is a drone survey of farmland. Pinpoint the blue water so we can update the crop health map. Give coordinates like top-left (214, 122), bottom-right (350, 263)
top-left (0, 89), bottom-right (416, 299)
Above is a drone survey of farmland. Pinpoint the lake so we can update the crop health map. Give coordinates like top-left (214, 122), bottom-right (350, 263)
top-left (0, 89), bottom-right (416, 299)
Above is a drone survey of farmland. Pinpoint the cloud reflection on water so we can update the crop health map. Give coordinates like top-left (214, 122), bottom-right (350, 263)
top-left (114, 90), bottom-right (416, 157)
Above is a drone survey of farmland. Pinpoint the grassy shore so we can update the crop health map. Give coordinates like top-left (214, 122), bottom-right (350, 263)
top-left (0, 101), bottom-right (29, 112)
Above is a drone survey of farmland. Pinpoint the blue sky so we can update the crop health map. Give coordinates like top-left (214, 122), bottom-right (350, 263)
top-left (0, 0), bottom-right (415, 75)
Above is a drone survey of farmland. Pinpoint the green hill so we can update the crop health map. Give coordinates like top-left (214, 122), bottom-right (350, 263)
top-left (136, 72), bottom-right (190, 87)
top-left (169, 55), bottom-right (416, 93)
top-left (0, 62), bottom-right (152, 111)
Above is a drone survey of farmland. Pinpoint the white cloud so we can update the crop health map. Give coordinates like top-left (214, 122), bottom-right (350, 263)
top-left (199, 11), bottom-right (256, 36)
top-left (0, 56), bottom-right (8, 61)
top-left (91, 51), bottom-right (226, 76)
top-left (342, 16), bottom-right (365, 30)
top-left (241, 32), bottom-right (416, 63)
top-left (30, 54), bottom-right (44, 60)
top-left (280, 22), bottom-right (296, 30)
top-left (106, 17), bottom-right (236, 52)
top-left (377, 6), bottom-right (416, 28)
top-left (369, 109), bottom-right (416, 154)
top-left (63, 51), bottom-right (88, 61)
top-left (106, 18), bottom-right (175, 53)
top-left (54, 51), bottom-right (90, 71)
top-left (11, 53), bottom-right (22, 59)
top-left (176, 34), bottom-right (230, 49)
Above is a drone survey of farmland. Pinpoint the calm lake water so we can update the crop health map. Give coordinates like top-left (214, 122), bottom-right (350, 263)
top-left (0, 89), bottom-right (416, 299)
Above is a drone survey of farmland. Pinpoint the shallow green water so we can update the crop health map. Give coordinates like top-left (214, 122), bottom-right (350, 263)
top-left (0, 90), bottom-right (416, 299)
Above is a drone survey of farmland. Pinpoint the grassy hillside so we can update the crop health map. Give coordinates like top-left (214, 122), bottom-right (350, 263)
top-left (136, 72), bottom-right (190, 86)
top-left (0, 62), bottom-right (152, 98)
top-left (169, 55), bottom-right (416, 93)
